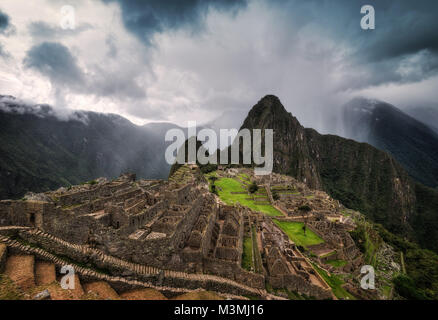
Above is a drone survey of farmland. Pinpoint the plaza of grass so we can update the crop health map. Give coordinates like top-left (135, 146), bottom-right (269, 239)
top-left (206, 171), bottom-right (353, 299)
top-left (211, 174), bottom-right (282, 217)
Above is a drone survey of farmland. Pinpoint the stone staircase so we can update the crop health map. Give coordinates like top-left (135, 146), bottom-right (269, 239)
top-left (0, 233), bottom-right (283, 300)
top-left (18, 228), bottom-right (277, 298)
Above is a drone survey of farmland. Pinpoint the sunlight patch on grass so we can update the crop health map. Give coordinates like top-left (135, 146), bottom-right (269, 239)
top-left (273, 220), bottom-right (324, 247)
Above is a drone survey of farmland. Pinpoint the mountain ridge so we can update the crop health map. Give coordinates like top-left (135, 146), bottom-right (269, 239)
top-left (0, 96), bottom-right (179, 199)
top-left (239, 95), bottom-right (437, 251)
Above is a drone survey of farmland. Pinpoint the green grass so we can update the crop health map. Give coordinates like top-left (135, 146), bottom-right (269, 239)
top-left (326, 259), bottom-right (347, 268)
top-left (214, 178), bottom-right (282, 217)
top-left (382, 285), bottom-right (392, 298)
top-left (0, 275), bottom-right (24, 300)
top-left (204, 171), bottom-right (217, 179)
top-left (363, 228), bottom-right (379, 267)
top-left (320, 250), bottom-right (336, 258)
top-left (311, 263), bottom-right (356, 300)
top-left (400, 251), bottom-right (406, 274)
top-left (273, 220), bottom-right (324, 247)
top-left (242, 237), bottom-right (254, 271)
top-left (252, 226), bottom-right (264, 273)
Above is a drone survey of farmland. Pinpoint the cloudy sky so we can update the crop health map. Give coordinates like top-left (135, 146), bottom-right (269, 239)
top-left (0, 0), bottom-right (438, 133)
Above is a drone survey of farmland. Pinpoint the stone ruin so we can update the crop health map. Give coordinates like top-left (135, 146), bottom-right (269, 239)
top-left (0, 166), bottom-right (363, 299)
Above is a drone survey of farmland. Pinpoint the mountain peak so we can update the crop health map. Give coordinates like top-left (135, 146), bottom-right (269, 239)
top-left (241, 95), bottom-right (297, 132)
top-left (254, 94), bottom-right (288, 114)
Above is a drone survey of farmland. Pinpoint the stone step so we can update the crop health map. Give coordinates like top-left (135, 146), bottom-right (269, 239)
top-left (2, 234), bottom-right (266, 298)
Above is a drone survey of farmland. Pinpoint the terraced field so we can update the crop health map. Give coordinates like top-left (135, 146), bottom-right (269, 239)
top-left (241, 237), bottom-right (254, 271)
top-left (311, 263), bottom-right (356, 300)
top-left (273, 220), bottom-right (324, 247)
top-left (213, 177), bottom-right (282, 217)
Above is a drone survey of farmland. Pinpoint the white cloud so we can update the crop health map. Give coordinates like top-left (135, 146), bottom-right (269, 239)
top-left (0, 0), bottom-right (437, 132)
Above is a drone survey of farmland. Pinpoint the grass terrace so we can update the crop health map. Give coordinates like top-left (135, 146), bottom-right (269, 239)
top-left (242, 237), bottom-right (254, 271)
top-left (213, 177), bottom-right (282, 217)
top-left (311, 263), bottom-right (356, 300)
top-left (326, 259), bottom-right (348, 268)
top-left (273, 220), bottom-right (324, 247)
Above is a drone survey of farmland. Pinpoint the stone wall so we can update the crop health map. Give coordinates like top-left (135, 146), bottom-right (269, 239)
top-left (0, 200), bottom-right (45, 228)
top-left (203, 257), bottom-right (265, 289)
top-left (270, 274), bottom-right (332, 299)
top-left (0, 243), bottom-right (6, 273)
top-left (164, 183), bottom-right (195, 204)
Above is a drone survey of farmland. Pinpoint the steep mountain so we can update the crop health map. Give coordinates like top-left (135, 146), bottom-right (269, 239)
top-left (238, 95), bottom-right (438, 251)
top-left (342, 98), bottom-right (438, 188)
top-left (0, 96), bottom-right (177, 199)
top-left (405, 106), bottom-right (438, 134)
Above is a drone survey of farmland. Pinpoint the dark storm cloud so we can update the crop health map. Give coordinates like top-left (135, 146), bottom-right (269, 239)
top-left (0, 8), bottom-right (15, 36)
top-left (100, 0), bottom-right (438, 89)
top-left (0, 10), bottom-right (9, 32)
top-left (103, 0), bottom-right (247, 45)
top-left (23, 42), bottom-right (85, 89)
top-left (23, 41), bottom-right (147, 104)
top-left (265, 0), bottom-right (438, 89)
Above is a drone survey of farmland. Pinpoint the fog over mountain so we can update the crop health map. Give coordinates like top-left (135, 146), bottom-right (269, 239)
top-left (0, 96), bottom-right (197, 199)
top-left (1, 0), bottom-right (438, 134)
top-left (342, 97), bottom-right (438, 188)
top-left (404, 106), bottom-right (438, 134)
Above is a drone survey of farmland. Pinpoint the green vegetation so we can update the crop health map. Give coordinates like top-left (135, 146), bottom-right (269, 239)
top-left (393, 275), bottom-right (428, 300)
top-left (248, 181), bottom-right (259, 194)
top-left (237, 173), bottom-right (250, 182)
top-left (242, 237), bottom-right (254, 271)
top-left (298, 205), bottom-right (312, 212)
top-left (0, 275), bottom-right (24, 300)
top-left (319, 250), bottom-right (336, 259)
top-left (208, 176), bottom-right (219, 195)
top-left (213, 177), bottom-right (282, 217)
top-left (326, 259), bottom-right (347, 268)
top-left (199, 163), bottom-right (218, 174)
top-left (350, 221), bottom-right (380, 266)
top-left (252, 226), bottom-right (264, 273)
top-left (413, 183), bottom-right (438, 253)
top-left (350, 218), bottom-right (438, 300)
top-left (311, 263), bottom-right (355, 300)
top-left (273, 220), bottom-right (324, 247)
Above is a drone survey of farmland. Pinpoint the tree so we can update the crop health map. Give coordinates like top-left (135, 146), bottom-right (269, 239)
top-left (299, 205), bottom-right (312, 236)
top-left (209, 176), bottom-right (218, 195)
top-left (248, 182), bottom-right (259, 194)
top-left (272, 190), bottom-right (280, 201)
top-left (298, 205), bottom-right (312, 212)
